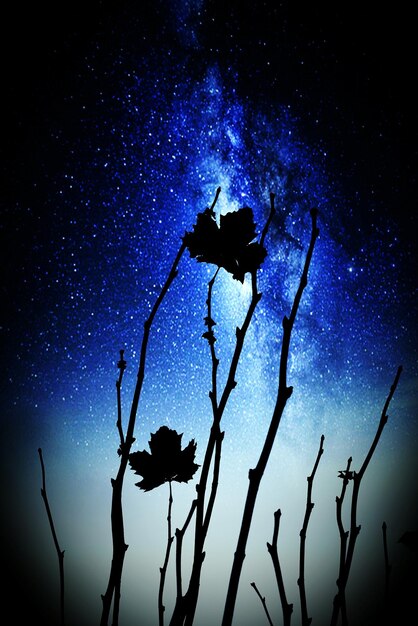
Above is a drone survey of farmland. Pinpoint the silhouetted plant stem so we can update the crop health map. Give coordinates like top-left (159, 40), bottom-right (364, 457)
top-left (221, 207), bottom-right (319, 626)
top-left (335, 456), bottom-right (352, 626)
top-left (250, 582), bottom-right (275, 626)
top-left (382, 521), bottom-right (391, 614)
top-left (38, 447), bottom-right (65, 626)
top-left (267, 509), bottom-right (293, 626)
top-left (298, 434), bottom-right (325, 626)
top-left (159, 481), bottom-right (174, 626)
top-left (175, 500), bottom-right (197, 600)
top-left (100, 241), bottom-right (186, 626)
top-left (109, 351), bottom-right (128, 624)
top-left (330, 365), bottom-right (402, 626)
top-left (169, 192), bottom-right (275, 626)
top-left (116, 349), bottom-right (127, 448)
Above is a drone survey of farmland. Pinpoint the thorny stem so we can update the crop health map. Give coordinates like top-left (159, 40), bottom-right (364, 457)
top-left (250, 582), bottom-right (275, 626)
top-left (100, 241), bottom-right (186, 626)
top-left (298, 434), bottom-right (325, 626)
top-left (222, 207), bottom-right (319, 626)
top-left (330, 365), bottom-right (402, 626)
top-left (267, 509), bottom-right (293, 626)
top-left (159, 481), bottom-right (174, 626)
top-left (169, 191), bottom-right (275, 626)
top-left (38, 448), bottom-right (65, 626)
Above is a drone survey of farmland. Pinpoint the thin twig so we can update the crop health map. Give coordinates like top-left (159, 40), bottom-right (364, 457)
top-left (159, 481), bottom-right (174, 626)
top-left (330, 365), bottom-right (402, 626)
top-left (382, 521), bottom-right (391, 611)
top-left (221, 207), bottom-right (319, 626)
top-left (170, 190), bottom-right (223, 626)
top-left (209, 186), bottom-right (222, 211)
top-left (169, 191), bottom-right (275, 626)
top-left (116, 349), bottom-right (127, 449)
top-left (38, 448), bottom-right (65, 626)
top-left (335, 456), bottom-right (352, 626)
top-left (267, 509), bottom-right (293, 626)
top-left (100, 241), bottom-right (186, 626)
top-left (298, 435), bottom-right (325, 626)
top-left (251, 582), bottom-right (275, 626)
top-left (175, 500), bottom-right (198, 600)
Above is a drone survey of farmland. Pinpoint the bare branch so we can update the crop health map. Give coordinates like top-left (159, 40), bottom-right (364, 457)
top-left (382, 521), bottom-right (391, 609)
top-left (298, 434), bottom-right (325, 626)
top-left (330, 365), bottom-right (402, 626)
top-left (169, 190), bottom-right (274, 626)
top-left (251, 582), bottom-right (275, 626)
top-left (335, 456), bottom-right (353, 626)
top-left (38, 448), bottom-right (65, 626)
top-left (159, 481), bottom-right (174, 626)
top-left (100, 240), bottom-right (186, 626)
top-left (222, 207), bottom-right (319, 626)
top-left (267, 508), bottom-right (293, 626)
top-left (116, 349), bottom-right (127, 449)
top-left (175, 500), bottom-right (197, 601)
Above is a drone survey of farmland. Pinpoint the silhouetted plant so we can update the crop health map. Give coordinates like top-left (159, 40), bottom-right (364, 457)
top-left (250, 581), bottom-right (275, 626)
top-left (254, 435), bottom-right (324, 626)
top-left (38, 447), bottom-right (65, 626)
top-left (221, 207), bottom-right (320, 626)
top-left (330, 365), bottom-right (402, 626)
top-left (129, 426), bottom-right (199, 625)
top-left (267, 509), bottom-right (293, 626)
top-left (36, 185), bottom-right (406, 626)
top-left (382, 521), bottom-right (391, 611)
top-left (183, 202), bottom-right (267, 282)
top-left (168, 190), bottom-right (274, 626)
top-left (129, 426), bottom-right (199, 492)
top-left (100, 241), bottom-right (187, 626)
top-left (335, 456), bottom-right (353, 624)
top-left (298, 434), bottom-right (325, 626)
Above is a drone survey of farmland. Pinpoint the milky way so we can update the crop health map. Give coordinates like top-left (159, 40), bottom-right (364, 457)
top-left (2, 3), bottom-right (417, 625)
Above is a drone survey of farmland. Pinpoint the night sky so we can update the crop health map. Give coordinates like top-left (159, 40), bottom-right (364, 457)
top-left (1, 2), bottom-right (417, 625)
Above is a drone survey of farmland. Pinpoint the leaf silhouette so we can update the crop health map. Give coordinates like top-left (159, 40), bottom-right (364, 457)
top-left (128, 426), bottom-right (199, 491)
top-left (183, 208), bottom-right (221, 266)
top-left (184, 206), bottom-right (267, 282)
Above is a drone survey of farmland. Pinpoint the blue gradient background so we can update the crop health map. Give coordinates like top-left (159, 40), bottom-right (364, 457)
top-left (1, 2), bottom-right (417, 625)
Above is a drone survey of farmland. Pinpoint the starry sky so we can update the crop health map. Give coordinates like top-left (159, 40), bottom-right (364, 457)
top-left (1, 2), bottom-right (417, 625)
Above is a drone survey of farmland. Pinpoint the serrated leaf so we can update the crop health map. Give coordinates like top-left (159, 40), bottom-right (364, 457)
top-left (184, 206), bottom-right (266, 281)
top-left (128, 426), bottom-right (199, 491)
